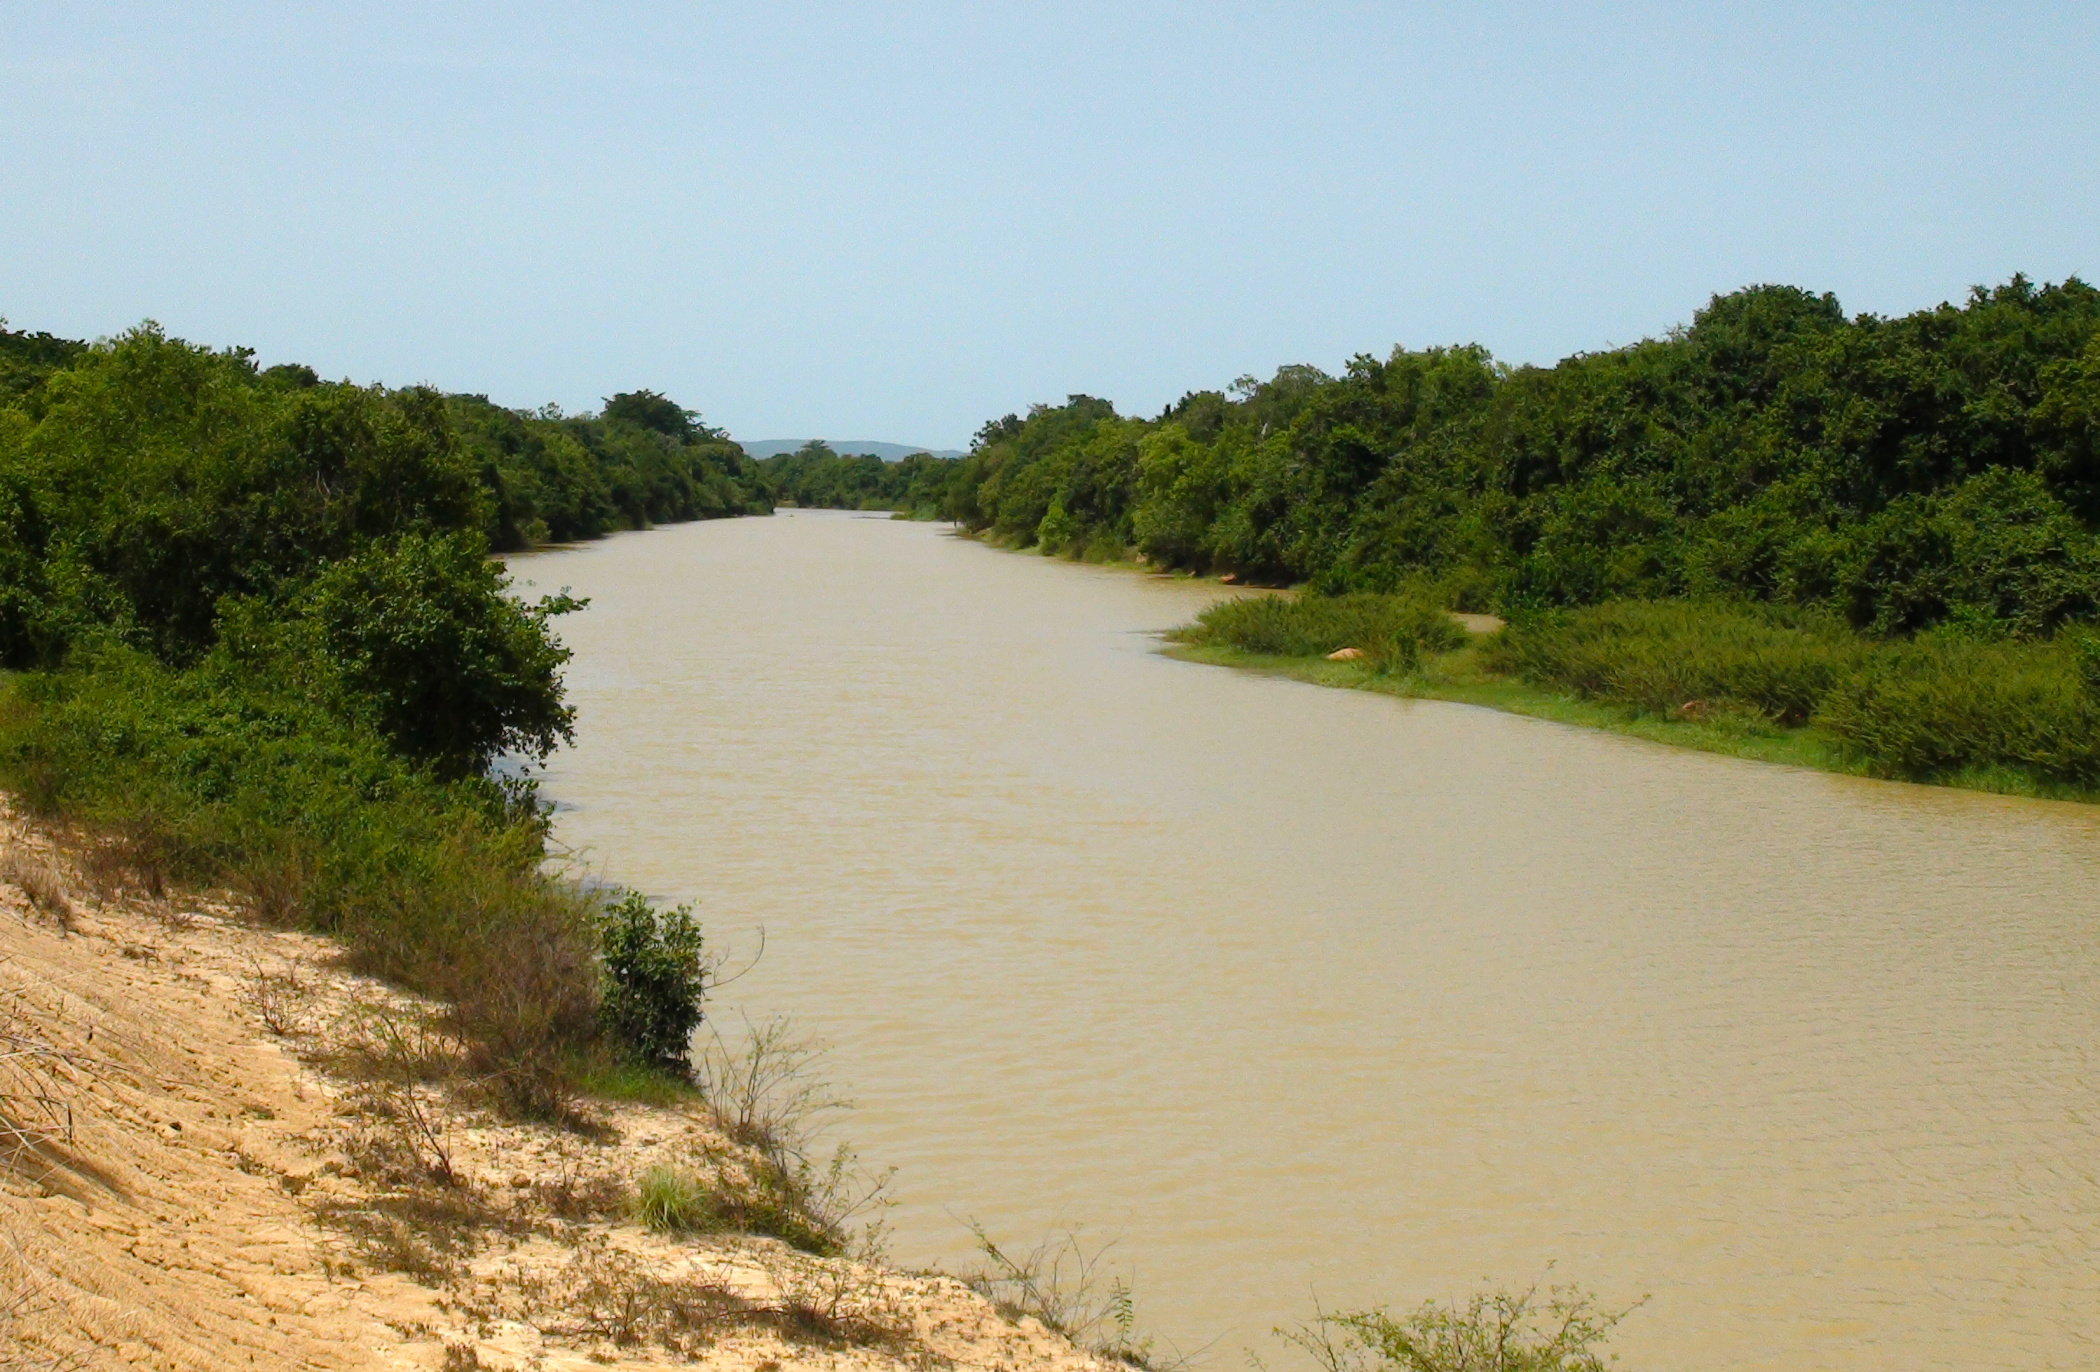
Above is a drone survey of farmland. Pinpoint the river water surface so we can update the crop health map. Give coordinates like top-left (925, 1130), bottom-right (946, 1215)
top-left (516, 510), bottom-right (2100, 1371)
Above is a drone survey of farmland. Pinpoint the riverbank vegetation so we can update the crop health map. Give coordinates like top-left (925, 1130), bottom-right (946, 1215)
top-left (760, 439), bottom-right (953, 517)
top-left (1174, 593), bottom-right (2100, 796)
top-left (1276, 1280), bottom-right (1636, 1372)
top-left (779, 275), bottom-right (2100, 797)
top-left (0, 319), bottom-right (750, 1117)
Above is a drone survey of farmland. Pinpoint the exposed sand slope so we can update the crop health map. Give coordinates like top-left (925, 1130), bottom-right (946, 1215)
top-left (0, 812), bottom-right (1111, 1372)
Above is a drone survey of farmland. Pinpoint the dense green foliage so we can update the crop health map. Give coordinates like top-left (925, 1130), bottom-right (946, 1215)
top-left (1481, 601), bottom-right (1869, 726)
top-left (1174, 593), bottom-right (1465, 674)
top-left (1479, 602), bottom-right (2100, 788)
top-left (760, 439), bottom-right (952, 516)
top-left (1816, 632), bottom-right (2100, 785)
top-left (452, 388), bottom-right (770, 548)
top-left (812, 277), bottom-right (2100, 643)
top-left (1193, 592), bottom-right (2100, 791)
top-left (598, 891), bottom-right (708, 1076)
top-left (0, 320), bottom-right (750, 1111)
top-left (909, 274), bottom-right (2100, 795)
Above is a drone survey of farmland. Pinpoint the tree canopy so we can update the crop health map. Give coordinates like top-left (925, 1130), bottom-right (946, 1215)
top-left (780, 276), bottom-right (2100, 639)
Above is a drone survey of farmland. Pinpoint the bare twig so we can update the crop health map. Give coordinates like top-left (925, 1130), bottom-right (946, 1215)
top-left (245, 957), bottom-right (309, 1037)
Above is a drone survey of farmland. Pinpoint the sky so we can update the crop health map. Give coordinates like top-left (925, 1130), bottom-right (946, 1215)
top-left (3, 3), bottom-right (2095, 450)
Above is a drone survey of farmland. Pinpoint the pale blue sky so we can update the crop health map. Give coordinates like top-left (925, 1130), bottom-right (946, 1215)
top-left (3, 3), bottom-right (2094, 449)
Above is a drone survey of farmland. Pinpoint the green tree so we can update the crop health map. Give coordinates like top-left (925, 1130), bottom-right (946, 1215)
top-left (300, 533), bottom-right (582, 777)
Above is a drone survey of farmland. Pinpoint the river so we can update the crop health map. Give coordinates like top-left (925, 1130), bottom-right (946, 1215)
top-left (513, 509), bottom-right (2100, 1371)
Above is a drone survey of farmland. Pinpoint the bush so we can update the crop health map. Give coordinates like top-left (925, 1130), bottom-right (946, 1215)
top-left (1279, 1281), bottom-right (1636, 1372)
top-left (1174, 593), bottom-right (1467, 665)
top-left (598, 891), bottom-right (707, 1077)
top-left (1815, 632), bottom-right (2100, 784)
top-left (0, 647), bottom-right (605, 1118)
top-left (0, 319), bottom-right (762, 1122)
top-left (1831, 469), bottom-right (2100, 637)
top-left (1483, 601), bottom-right (1867, 724)
top-left (1480, 599), bottom-right (2100, 790)
top-left (299, 532), bottom-right (582, 779)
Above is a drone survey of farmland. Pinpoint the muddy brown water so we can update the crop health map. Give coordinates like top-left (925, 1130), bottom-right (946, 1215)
top-left (514, 510), bottom-right (2100, 1370)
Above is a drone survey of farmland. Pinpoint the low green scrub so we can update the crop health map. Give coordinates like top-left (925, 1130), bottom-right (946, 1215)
top-left (1174, 593), bottom-right (2100, 795)
top-left (629, 1156), bottom-right (849, 1255)
top-left (1482, 601), bottom-right (1867, 725)
top-left (1818, 633), bottom-right (2100, 785)
top-left (1172, 593), bottom-right (1466, 672)
top-left (1279, 1280), bottom-right (1636, 1372)
top-left (577, 1060), bottom-right (703, 1107)
top-left (0, 644), bottom-right (706, 1117)
top-left (1480, 600), bottom-right (2100, 790)
top-left (633, 1165), bottom-right (717, 1234)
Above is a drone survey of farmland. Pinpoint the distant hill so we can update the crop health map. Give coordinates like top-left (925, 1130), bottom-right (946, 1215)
top-left (741, 438), bottom-right (963, 461)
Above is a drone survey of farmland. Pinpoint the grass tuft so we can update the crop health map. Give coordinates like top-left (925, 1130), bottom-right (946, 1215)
top-left (632, 1165), bottom-right (717, 1234)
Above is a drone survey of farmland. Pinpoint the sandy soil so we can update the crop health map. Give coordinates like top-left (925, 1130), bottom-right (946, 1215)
top-left (0, 810), bottom-right (1113, 1372)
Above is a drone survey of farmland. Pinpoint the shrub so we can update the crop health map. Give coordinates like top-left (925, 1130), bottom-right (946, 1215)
top-left (1815, 632), bottom-right (2100, 785)
top-left (1482, 600), bottom-right (1867, 724)
top-left (0, 647), bottom-right (605, 1118)
top-left (1830, 469), bottom-right (2100, 638)
top-left (298, 532), bottom-right (583, 779)
top-left (1481, 599), bottom-right (2100, 790)
top-left (0, 318), bottom-right (770, 1126)
top-left (598, 891), bottom-right (707, 1077)
top-left (1278, 1280), bottom-right (1637, 1372)
top-left (1174, 593), bottom-right (1466, 663)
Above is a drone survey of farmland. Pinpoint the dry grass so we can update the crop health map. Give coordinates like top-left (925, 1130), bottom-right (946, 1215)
top-left (0, 814), bottom-right (1110, 1372)
top-left (696, 1013), bottom-right (845, 1151)
top-left (1, 849), bottom-right (74, 934)
top-left (245, 956), bottom-right (311, 1037)
top-left (57, 820), bottom-right (172, 909)
top-left (529, 1161), bottom-right (630, 1221)
top-left (692, 1014), bottom-right (896, 1255)
top-left (312, 1190), bottom-right (490, 1284)
top-left (0, 972), bottom-right (87, 1182)
top-left (458, 1236), bottom-right (753, 1355)
top-left (1273, 1279), bottom-right (1642, 1372)
top-left (312, 1115), bottom-right (532, 1286)
top-left (459, 1236), bottom-right (920, 1361)
top-left (0, 1232), bottom-right (90, 1372)
top-left (753, 1244), bottom-right (918, 1353)
top-left (961, 1223), bottom-right (1159, 1367)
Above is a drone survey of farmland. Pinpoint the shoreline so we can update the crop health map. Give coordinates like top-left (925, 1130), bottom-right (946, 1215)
top-left (930, 529), bottom-right (2100, 807)
top-left (1161, 634), bottom-right (2100, 806)
top-left (0, 803), bottom-right (1119, 1372)
top-left (937, 525), bottom-right (2100, 808)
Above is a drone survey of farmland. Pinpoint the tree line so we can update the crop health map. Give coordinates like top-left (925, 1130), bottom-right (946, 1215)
top-left (0, 320), bottom-right (751, 1113)
top-left (760, 439), bottom-right (953, 516)
top-left (781, 276), bottom-right (2100, 641)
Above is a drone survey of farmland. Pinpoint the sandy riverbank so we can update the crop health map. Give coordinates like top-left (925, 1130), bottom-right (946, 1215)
top-left (0, 806), bottom-right (1114, 1372)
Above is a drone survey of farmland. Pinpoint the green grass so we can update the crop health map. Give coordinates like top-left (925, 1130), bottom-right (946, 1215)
top-left (578, 1061), bottom-right (704, 1107)
top-left (1165, 635), bottom-right (2100, 803)
top-left (1157, 590), bottom-right (2100, 800)
top-left (633, 1165), bottom-right (720, 1234)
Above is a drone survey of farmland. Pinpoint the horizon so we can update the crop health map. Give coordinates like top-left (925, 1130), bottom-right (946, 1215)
top-left (4, 4), bottom-right (2095, 449)
top-left (5, 270), bottom-right (2085, 455)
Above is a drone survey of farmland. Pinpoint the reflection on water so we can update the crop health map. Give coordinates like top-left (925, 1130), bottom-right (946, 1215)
top-left (516, 510), bottom-right (2100, 1371)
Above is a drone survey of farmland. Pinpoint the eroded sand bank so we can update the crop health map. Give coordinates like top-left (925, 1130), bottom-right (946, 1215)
top-left (0, 807), bottom-right (1110, 1372)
